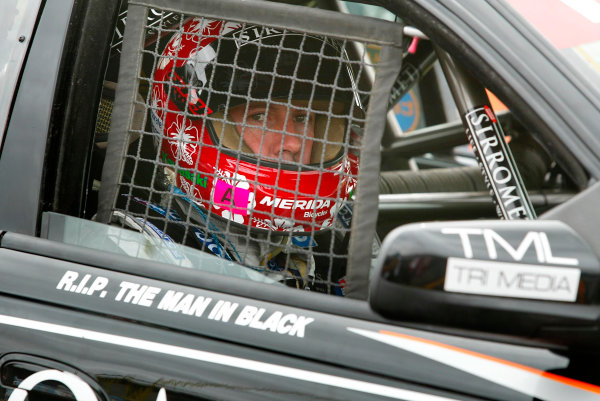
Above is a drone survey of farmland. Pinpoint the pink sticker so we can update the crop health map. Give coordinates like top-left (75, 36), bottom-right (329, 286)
top-left (213, 180), bottom-right (250, 216)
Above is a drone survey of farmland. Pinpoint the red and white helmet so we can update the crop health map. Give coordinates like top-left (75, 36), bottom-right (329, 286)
top-left (151, 18), bottom-right (361, 233)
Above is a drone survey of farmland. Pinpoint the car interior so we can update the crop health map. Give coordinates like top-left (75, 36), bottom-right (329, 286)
top-left (35, 0), bottom-right (586, 302)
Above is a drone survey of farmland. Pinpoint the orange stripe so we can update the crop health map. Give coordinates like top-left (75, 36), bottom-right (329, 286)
top-left (380, 330), bottom-right (600, 394)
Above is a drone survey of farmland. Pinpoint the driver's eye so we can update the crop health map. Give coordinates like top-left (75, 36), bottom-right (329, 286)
top-left (293, 113), bottom-right (312, 124)
top-left (248, 112), bottom-right (266, 123)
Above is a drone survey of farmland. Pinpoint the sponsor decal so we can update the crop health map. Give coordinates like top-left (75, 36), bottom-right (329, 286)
top-left (212, 170), bottom-right (255, 223)
top-left (441, 227), bottom-right (579, 265)
top-left (259, 196), bottom-right (331, 211)
top-left (229, 25), bottom-right (343, 60)
top-left (465, 106), bottom-right (534, 219)
top-left (214, 179), bottom-right (250, 216)
top-left (162, 154), bottom-right (208, 188)
top-left (440, 228), bottom-right (581, 300)
top-left (232, 26), bottom-right (284, 47)
top-left (444, 258), bottom-right (580, 301)
top-left (182, 170), bottom-right (208, 188)
top-left (55, 270), bottom-right (313, 338)
top-left (303, 209), bottom-right (328, 218)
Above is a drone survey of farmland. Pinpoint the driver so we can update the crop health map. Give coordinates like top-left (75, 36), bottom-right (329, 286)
top-left (132, 19), bottom-right (362, 292)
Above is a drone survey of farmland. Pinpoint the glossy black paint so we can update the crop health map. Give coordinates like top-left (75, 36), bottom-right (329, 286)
top-left (0, 242), bottom-right (565, 400)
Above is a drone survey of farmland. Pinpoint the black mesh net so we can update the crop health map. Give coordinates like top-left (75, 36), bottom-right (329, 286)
top-left (98, 3), bottom-right (404, 297)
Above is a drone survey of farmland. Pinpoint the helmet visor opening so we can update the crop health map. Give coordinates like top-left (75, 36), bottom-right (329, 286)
top-left (210, 99), bottom-right (348, 166)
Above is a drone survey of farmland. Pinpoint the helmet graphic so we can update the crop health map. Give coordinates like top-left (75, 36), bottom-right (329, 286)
top-left (151, 18), bottom-right (361, 233)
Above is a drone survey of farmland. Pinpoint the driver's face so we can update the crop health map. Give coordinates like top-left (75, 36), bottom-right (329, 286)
top-left (228, 101), bottom-right (315, 163)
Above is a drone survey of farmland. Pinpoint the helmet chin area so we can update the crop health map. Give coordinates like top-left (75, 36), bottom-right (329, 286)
top-left (170, 136), bottom-right (358, 234)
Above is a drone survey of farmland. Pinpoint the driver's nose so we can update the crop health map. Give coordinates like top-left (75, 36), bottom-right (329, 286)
top-left (270, 112), bottom-right (304, 162)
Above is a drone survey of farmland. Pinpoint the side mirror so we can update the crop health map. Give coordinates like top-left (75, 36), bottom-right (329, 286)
top-left (369, 220), bottom-right (600, 348)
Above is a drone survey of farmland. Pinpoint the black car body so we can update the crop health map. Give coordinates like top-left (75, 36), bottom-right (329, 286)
top-left (1, 0), bottom-right (600, 400)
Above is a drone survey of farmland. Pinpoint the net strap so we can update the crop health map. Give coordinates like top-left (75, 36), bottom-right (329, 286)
top-left (97, 4), bottom-right (148, 223)
top-left (344, 44), bottom-right (404, 299)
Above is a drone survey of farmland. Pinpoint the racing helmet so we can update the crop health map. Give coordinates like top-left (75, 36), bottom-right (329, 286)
top-left (151, 18), bottom-right (361, 233)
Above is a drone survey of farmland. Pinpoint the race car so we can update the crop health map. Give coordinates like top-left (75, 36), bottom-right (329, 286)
top-left (1, 0), bottom-right (600, 400)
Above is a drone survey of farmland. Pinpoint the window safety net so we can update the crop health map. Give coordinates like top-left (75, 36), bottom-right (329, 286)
top-left (97, 0), bottom-right (404, 299)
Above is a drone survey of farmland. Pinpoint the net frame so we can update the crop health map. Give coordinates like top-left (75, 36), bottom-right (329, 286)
top-left (97, 0), bottom-right (404, 299)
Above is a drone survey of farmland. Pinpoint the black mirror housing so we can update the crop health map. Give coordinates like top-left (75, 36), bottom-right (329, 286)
top-left (370, 220), bottom-right (600, 347)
